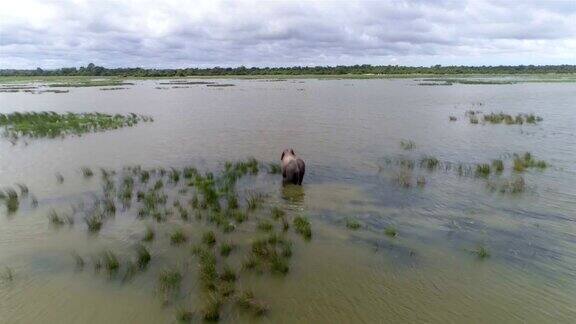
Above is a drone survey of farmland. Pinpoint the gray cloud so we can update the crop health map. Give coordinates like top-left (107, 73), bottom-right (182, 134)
top-left (0, 0), bottom-right (575, 69)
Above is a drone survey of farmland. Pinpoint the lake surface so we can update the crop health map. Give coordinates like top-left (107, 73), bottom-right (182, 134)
top-left (1, 78), bottom-right (575, 323)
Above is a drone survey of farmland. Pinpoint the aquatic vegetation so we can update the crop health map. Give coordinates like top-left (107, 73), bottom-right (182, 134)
top-left (81, 167), bottom-right (94, 178)
top-left (170, 228), bottom-right (188, 245)
top-left (384, 227), bottom-right (398, 237)
top-left (0, 112), bottom-right (152, 142)
top-left (136, 245), bottom-right (151, 269)
top-left (271, 207), bottom-right (286, 220)
top-left (346, 218), bottom-right (361, 230)
top-left (394, 169), bottom-right (412, 188)
top-left (482, 112), bottom-right (542, 125)
top-left (219, 242), bottom-right (234, 257)
top-left (400, 139), bottom-right (415, 150)
top-left (257, 219), bottom-right (274, 232)
top-left (219, 265), bottom-right (237, 282)
top-left (469, 116), bottom-right (479, 124)
top-left (449, 116), bottom-right (457, 121)
top-left (474, 246), bottom-right (490, 259)
top-left (200, 293), bottom-right (223, 321)
top-left (143, 226), bottom-right (155, 242)
top-left (492, 159), bottom-right (504, 173)
top-left (246, 192), bottom-right (265, 210)
top-left (513, 152), bottom-right (547, 172)
top-left (48, 209), bottom-right (74, 226)
top-left (268, 162), bottom-right (282, 174)
top-left (475, 164), bottom-right (491, 178)
top-left (176, 308), bottom-right (193, 323)
top-left (202, 230), bottom-right (217, 246)
top-left (487, 176), bottom-right (527, 194)
top-left (0, 188), bottom-right (19, 213)
top-left (226, 194), bottom-right (239, 209)
top-left (15, 183), bottom-right (29, 197)
top-left (158, 269), bottom-right (182, 293)
top-left (101, 250), bottom-right (120, 275)
top-left (85, 213), bottom-right (103, 232)
top-left (237, 290), bottom-right (268, 316)
top-left (420, 156), bottom-right (440, 170)
top-left (293, 216), bottom-right (312, 240)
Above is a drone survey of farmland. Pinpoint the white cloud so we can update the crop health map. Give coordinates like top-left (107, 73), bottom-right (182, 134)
top-left (0, 0), bottom-right (575, 68)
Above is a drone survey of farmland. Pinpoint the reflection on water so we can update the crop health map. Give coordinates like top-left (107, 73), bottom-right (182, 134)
top-left (1, 78), bottom-right (576, 323)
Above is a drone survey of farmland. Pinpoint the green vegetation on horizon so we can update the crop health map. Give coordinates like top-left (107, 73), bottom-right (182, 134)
top-left (1, 63), bottom-right (575, 78)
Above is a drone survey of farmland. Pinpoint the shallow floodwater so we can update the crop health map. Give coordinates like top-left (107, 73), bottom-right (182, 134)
top-left (1, 79), bottom-right (575, 323)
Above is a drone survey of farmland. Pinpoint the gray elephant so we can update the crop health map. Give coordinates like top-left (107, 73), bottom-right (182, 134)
top-left (281, 149), bottom-right (305, 185)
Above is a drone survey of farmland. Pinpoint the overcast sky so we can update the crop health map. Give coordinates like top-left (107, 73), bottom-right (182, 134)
top-left (0, 0), bottom-right (575, 69)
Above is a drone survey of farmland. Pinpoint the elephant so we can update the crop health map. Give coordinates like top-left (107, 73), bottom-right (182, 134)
top-left (281, 149), bottom-right (305, 185)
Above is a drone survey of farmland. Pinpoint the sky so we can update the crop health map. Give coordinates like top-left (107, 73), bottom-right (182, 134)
top-left (0, 0), bottom-right (575, 69)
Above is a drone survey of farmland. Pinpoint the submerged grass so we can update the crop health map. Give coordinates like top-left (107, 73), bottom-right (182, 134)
top-left (293, 216), bottom-right (312, 240)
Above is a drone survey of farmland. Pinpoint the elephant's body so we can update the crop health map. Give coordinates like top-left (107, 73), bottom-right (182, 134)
top-left (281, 149), bottom-right (305, 185)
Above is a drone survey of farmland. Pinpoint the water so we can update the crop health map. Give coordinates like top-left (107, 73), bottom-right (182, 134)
top-left (1, 79), bottom-right (575, 323)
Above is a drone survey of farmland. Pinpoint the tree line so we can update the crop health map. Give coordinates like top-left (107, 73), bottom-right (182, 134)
top-left (1, 63), bottom-right (575, 77)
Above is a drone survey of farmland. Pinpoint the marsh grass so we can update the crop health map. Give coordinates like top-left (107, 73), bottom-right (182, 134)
top-left (158, 269), bottom-right (182, 293)
top-left (237, 290), bottom-right (269, 316)
top-left (0, 112), bottom-right (153, 142)
top-left (48, 209), bottom-right (74, 226)
top-left (176, 308), bottom-right (193, 323)
top-left (492, 159), bottom-right (504, 173)
top-left (475, 164), bottom-right (491, 178)
top-left (482, 112), bottom-right (542, 125)
top-left (293, 216), bottom-right (312, 240)
top-left (400, 139), bottom-right (415, 150)
top-left (345, 218), bottom-right (361, 230)
top-left (101, 250), bottom-right (120, 276)
top-left (268, 162), bottom-right (282, 174)
top-left (219, 242), bottom-right (234, 257)
top-left (200, 293), bottom-right (223, 322)
top-left (513, 152), bottom-right (547, 172)
top-left (202, 231), bottom-right (217, 246)
top-left (246, 192), bottom-right (265, 210)
top-left (170, 228), bottom-right (188, 245)
top-left (55, 172), bottom-right (64, 183)
top-left (257, 219), bottom-right (274, 232)
top-left (81, 167), bottom-right (94, 178)
top-left (1, 188), bottom-right (20, 213)
top-left (85, 213), bottom-right (103, 232)
top-left (136, 245), bottom-right (151, 269)
top-left (219, 265), bottom-right (237, 282)
top-left (271, 207), bottom-right (285, 220)
top-left (474, 246), bottom-right (490, 259)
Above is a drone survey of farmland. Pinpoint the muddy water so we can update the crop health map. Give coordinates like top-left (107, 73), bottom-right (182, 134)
top-left (1, 79), bottom-right (575, 323)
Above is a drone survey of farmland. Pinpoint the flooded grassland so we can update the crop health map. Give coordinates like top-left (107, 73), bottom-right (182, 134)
top-left (1, 78), bottom-right (575, 323)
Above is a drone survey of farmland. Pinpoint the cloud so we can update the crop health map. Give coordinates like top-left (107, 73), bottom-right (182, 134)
top-left (0, 0), bottom-right (575, 68)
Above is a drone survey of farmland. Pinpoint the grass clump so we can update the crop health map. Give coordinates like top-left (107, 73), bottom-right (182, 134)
top-left (85, 213), bottom-right (104, 232)
top-left (271, 206), bottom-right (285, 220)
top-left (158, 269), bottom-right (182, 293)
top-left (0, 111), bottom-right (152, 142)
top-left (400, 139), bottom-right (415, 150)
top-left (170, 228), bottom-right (188, 245)
top-left (202, 230), bottom-right (217, 246)
top-left (475, 164), bottom-right (491, 178)
top-left (101, 250), bottom-right (120, 275)
top-left (176, 308), bottom-right (193, 323)
top-left (200, 294), bottom-right (223, 322)
top-left (345, 218), bottom-right (361, 230)
top-left (136, 245), bottom-right (151, 269)
top-left (293, 216), bottom-right (312, 240)
top-left (474, 246), bottom-right (490, 259)
top-left (246, 192), bottom-right (265, 210)
top-left (237, 290), bottom-right (269, 316)
top-left (81, 167), bottom-right (94, 178)
top-left (219, 242), bottom-right (234, 257)
top-left (48, 209), bottom-right (74, 226)
top-left (1, 267), bottom-right (15, 282)
top-left (513, 152), bottom-right (547, 172)
top-left (1, 188), bottom-right (20, 213)
top-left (257, 219), bottom-right (274, 232)
top-left (492, 159), bottom-right (504, 173)
top-left (268, 162), bottom-right (282, 174)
